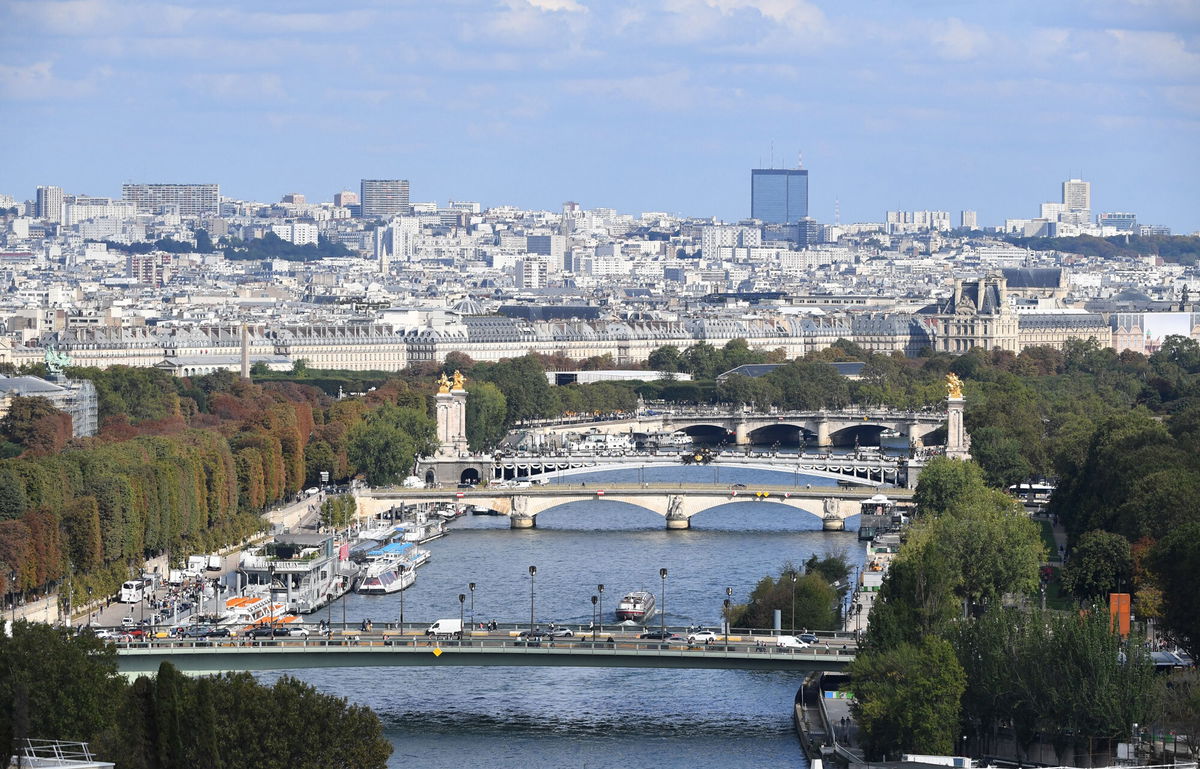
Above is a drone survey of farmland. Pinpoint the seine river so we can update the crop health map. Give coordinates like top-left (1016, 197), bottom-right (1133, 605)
top-left (263, 469), bottom-right (872, 768)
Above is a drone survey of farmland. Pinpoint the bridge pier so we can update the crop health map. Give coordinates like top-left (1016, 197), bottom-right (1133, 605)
top-left (734, 420), bottom-right (750, 445)
top-left (816, 419), bottom-right (832, 448)
top-left (665, 516), bottom-right (690, 530)
top-left (510, 515), bottom-right (536, 529)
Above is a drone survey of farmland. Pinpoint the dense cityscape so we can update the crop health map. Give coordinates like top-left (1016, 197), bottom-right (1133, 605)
top-left (2, 1), bottom-right (1198, 768)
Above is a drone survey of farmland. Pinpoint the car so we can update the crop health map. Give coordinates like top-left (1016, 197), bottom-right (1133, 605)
top-left (248, 625), bottom-right (282, 638)
top-left (547, 627), bottom-right (573, 638)
top-left (120, 616), bottom-right (137, 628)
top-left (638, 629), bottom-right (682, 641)
top-left (775, 635), bottom-right (810, 650)
top-left (798, 633), bottom-right (819, 645)
top-left (282, 625), bottom-right (310, 637)
top-left (731, 483), bottom-right (747, 489)
top-left (686, 630), bottom-right (718, 644)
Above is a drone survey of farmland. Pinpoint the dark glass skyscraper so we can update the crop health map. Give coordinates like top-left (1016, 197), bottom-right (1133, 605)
top-left (751, 168), bottom-right (808, 224)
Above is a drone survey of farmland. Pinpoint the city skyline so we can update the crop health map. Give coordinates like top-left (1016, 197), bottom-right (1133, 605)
top-left (1, 0), bottom-right (1197, 230)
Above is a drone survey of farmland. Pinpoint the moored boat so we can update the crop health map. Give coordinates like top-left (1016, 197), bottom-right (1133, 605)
top-left (356, 558), bottom-right (415, 595)
top-left (615, 590), bottom-right (656, 623)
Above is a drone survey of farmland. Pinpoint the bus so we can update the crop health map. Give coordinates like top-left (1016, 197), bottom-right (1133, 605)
top-left (118, 580), bottom-right (145, 603)
top-left (1009, 483), bottom-right (1054, 506)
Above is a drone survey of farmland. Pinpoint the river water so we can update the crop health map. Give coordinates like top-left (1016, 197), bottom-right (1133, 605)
top-left (261, 477), bottom-right (869, 769)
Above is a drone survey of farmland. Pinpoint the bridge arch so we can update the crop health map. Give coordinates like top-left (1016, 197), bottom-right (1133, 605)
top-left (526, 461), bottom-right (877, 487)
top-left (684, 498), bottom-right (826, 530)
top-left (746, 423), bottom-right (814, 447)
top-left (827, 423), bottom-right (890, 446)
top-left (677, 424), bottom-right (733, 445)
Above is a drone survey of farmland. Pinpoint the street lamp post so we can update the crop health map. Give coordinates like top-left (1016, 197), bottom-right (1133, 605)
top-left (785, 569), bottom-right (797, 634)
top-left (469, 582), bottom-right (476, 628)
top-left (458, 594), bottom-right (466, 643)
top-left (8, 569), bottom-right (15, 627)
top-left (659, 568), bottom-right (668, 637)
top-left (723, 598), bottom-right (731, 646)
top-left (528, 566), bottom-right (537, 636)
top-left (268, 565), bottom-right (276, 626)
top-left (597, 584), bottom-right (604, 638)
top-left (399, 573), bottom-right (405, 629)
top-left (86, 586), bottom-right (93, 627)
top-left (591, 595), bottom-right (598, 641)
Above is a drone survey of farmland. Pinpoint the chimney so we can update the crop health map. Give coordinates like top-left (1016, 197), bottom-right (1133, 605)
top-left (240, 323), bottom-right (250, 380)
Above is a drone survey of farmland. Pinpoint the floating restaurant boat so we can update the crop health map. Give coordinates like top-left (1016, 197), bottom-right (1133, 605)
top-left (615, 590), bottom-right (656, 623)
top-left (238, 533), bottom-right (355, 614)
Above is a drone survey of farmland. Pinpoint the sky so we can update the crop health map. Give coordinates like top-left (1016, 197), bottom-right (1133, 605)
top-left (1, 0), bottom-right (1198, 231)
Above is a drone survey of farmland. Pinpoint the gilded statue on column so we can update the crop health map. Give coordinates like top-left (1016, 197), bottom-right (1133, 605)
top-left (945, 372), bottom-right (964, 399)
top-left (437, 372), bottom-right (451, 394)
top-left (451, 370), bottom-right (465, 391)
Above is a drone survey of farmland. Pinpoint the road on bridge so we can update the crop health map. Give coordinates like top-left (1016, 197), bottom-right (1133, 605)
top-left (106, 624), bottom-right (858, 674)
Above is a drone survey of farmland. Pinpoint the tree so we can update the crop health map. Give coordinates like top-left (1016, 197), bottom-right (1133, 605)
top-left (729, 563), bottom-right (843, 631)
top-left (0, 396), bottom-right (73, 455)
top-left (465, 381), bottom-right (507, 451)
top-left (478, 355), bottom-right (554, 424)
top-left (969, 426), bottom-right (1033, 489)
top-left (647, 345), bottom-right (682, 372)
top-left (320, 496), bottom-right (356, 529)
top-left (193, 228), bottom-right (214, 253)
top-left (863, 545), bottom-right (960, 652)
top-left (850, 636), bottom-right (966, 759)
top-left (1061, 529), bottom-right (1133, 603)
top-left (912, 457), bottom-right (987, 516)
top-left (347, 404), bottom-right (434, 486)
top-left (0, 622), bottom-right (122, 761)
top-left (1151, 521), bottom-right (1200, 660)
top-left (682, 342), bottom-right (722, 379)
top-left (920, 489), bottom-right (1045, 614)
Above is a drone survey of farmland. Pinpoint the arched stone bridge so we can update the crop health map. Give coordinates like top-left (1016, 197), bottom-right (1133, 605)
top-left (355, 484), bottom-right (912, 530)
top-left (529, 407), bottom-right (945, 447)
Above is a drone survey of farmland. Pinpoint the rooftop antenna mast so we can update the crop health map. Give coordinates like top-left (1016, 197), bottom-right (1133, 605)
top-left (797, 151), bottom-right (803, 169)
top-left (835, 197), bottom-right (840, 226)
top-left (770, 140), bottom-right (775, 169)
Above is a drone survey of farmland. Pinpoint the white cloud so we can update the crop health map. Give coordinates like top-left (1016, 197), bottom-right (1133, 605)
top-left (525, 0), bottom-right (587, 12)
top-left (0, 60), bottom-right (105, 100)
top-left (931, 17), bottom-right (989, 61)
top-left (188, 72), bottom-right (286, 101)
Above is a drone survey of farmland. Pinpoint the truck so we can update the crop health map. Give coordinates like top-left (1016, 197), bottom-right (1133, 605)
top-left (167, 569), bottom-right (186, 586)
top-left (425, 618), bottom-right (463, 639)
top-left (206, 554), bottom-right (223, 571)
top-left (186, 555), bottom-right (207, 574)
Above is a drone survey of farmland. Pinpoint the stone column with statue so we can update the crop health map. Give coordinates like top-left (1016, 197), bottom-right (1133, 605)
top-left (944, 373), bottom-right (971, 459)
top-left (434, 371), bottom-right (470, 458)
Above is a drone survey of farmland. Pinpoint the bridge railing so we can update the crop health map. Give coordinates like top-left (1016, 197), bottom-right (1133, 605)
top-left (111, 633), bottom-right (858, 660)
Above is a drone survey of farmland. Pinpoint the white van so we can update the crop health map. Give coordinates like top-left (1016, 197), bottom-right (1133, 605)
top-left (775, 635), bottom-right (810, 650)
top-left (206, 554), bottom-right (222, 571)
top-left (425, 619), bottom-right (463, 639)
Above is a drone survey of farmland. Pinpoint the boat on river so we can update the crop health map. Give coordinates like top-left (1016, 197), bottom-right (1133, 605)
top-left (356, 558), bottom-right (415, 595)
top-left (615, 590), bottom-right (656, 623)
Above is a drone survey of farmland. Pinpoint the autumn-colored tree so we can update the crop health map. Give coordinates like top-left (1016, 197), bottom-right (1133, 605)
top-left (0, 396), bottom-right (73, 456)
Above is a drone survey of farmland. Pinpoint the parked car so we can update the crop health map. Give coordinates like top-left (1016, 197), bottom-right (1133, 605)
top-left (686, 630), bottom-right (718, 644)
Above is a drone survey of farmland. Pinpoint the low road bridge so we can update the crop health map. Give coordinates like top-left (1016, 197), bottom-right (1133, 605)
top-left (521, 407), bottom-right (945, 448)
top-left (489, 453), bottom-right (908, 486)
top-left (114, 632), bottom-right (855, 675)
top-left (357, 483), bottom-right (912, 529)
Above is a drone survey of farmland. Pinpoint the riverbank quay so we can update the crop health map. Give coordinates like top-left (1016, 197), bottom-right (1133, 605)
top-left (66, 492), bottom-right (325, 629)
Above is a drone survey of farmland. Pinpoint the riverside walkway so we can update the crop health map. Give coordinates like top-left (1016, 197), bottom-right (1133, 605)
top-left (112, 626), bottom-right (857, 675)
